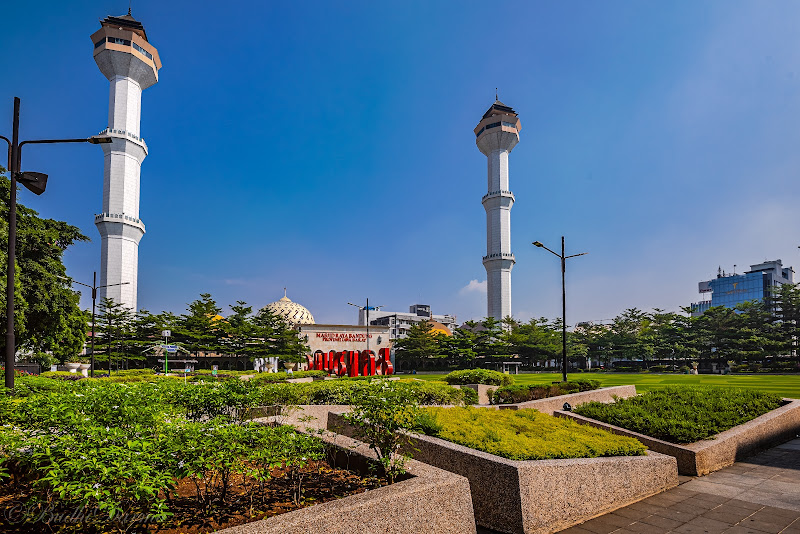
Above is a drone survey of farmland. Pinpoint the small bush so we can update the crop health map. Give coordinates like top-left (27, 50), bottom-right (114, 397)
top-left (492, 379), bottom-right (601, 404)
top-left (443, 369), bottom-right (513, 386)
top-left (420, 407), bottom-right (646, 460)
top-left (573, 386), bottom-right (783, 444)
top-left (258, 379), bottom-right (471, 406)
top-left (343, 381), bottom-right (426, 483)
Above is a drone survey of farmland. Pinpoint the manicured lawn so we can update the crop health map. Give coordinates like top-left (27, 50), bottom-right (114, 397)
top-left (412, 372), bottom-right (800, 398)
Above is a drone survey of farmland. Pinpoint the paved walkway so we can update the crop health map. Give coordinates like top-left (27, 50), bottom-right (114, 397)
top-left (561, 438), bottom-right (800, 534)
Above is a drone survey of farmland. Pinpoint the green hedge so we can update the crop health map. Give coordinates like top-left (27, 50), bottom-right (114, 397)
top-left (259, 379), bottom-right (473, 406)
top-left (492, 379), bottom-right (601, 404)
top-left (573, 386), bottom-right (783, 444)
top-left (419, 407), bottom-right (646, 460)
top-left (443, 369), bottom-right (513, 386)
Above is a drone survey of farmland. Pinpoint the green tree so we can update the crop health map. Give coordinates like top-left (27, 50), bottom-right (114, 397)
top-left (94, 297), bottom-right (134, 370)
top-left (508, 317), bottom-right (560, 367)
top-left (394, 320), bottom-right (439, 361)
top-left (175, 293), bottom-right (225, 356)
top-left (0, 171), bottom-right (89, 362)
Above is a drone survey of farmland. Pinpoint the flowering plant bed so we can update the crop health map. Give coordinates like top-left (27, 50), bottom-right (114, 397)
top-left (559, 387), bottom-right (800, 475)
top-left (572, 386), bottom-right (783, 443)
top-left (0, 380), bottom-right (383, 533)
top-left (0, 459), bottom-right (382, 533)
top-left (419, 407), bottom-right (646, 460)
top-left (327, 409), bottom-right (676, 534)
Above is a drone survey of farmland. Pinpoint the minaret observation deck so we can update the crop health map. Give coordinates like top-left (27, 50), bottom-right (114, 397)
top-left (474, 101), bottom-right (521, 321)
top-left (91, 12), bottom-right (161, 310)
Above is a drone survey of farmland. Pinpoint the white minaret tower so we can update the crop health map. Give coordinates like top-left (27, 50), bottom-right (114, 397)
top-left (91, 11), bottom-right (161, 310)
top-left (474, 100), bottom-right (521, 321)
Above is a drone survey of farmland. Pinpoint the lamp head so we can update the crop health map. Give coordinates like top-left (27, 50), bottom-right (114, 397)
top-left (88, 135), bottom-right (113, 144)
top-left (533, 241), bottom-right (544, 248)
top-left (18, 172), bottom-right (48, 195)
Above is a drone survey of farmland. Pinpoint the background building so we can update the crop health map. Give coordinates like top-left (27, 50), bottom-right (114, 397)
top-left (475, 100), bottom-right (521, 321)
top-left (691, 260), bottom-right (795, 315)
top-left (360, 304), bottom-right (457, 340)
top-left (92, 11), bottom-right (162, 310)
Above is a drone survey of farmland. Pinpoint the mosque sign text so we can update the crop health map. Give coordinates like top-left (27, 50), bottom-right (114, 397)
top-left (307, 348), bottom-right (394, 377)
top-left (315, 332), bottom-right (371, 343)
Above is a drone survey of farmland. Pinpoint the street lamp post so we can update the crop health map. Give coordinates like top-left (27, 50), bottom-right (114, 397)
top-left (347, 298), bottom-right (383, 353)
top-left (533, 237), bottom-right (587, 382)
top-left (1, 97), bottom-right (111, 390)
top-left (58, 272), bottom-right (129, 378)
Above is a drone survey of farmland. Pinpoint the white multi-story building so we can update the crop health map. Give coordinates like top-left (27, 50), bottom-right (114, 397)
top-left (359, 304), bottom-right (457, 340)
top-left (474, 100), bottom-right (521, 321)
top-left (91, 11), bottom-right (162, 310)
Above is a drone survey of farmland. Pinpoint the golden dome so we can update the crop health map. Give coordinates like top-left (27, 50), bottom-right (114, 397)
top-left (262, 290), bottom-right (315, 325)
top-left (427, 319), bottom-right (452, 336)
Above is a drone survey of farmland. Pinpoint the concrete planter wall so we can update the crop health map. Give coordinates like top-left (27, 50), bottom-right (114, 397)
top-left (453, 384), bottom-right (496, 405)
top-left (556, 398), bottom-right (800, 476)
top-left (216, 429), bottom-right (476, 534)
top-left (496, 385), bottom-right (637, 415)
top-left (327, 411), bottom-right (677, 534)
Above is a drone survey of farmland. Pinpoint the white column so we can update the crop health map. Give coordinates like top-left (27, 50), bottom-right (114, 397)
top-left (108, 76), bottom-right (142, 136)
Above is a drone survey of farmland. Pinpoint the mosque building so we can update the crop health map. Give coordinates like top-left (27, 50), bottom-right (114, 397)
top-left (262, 291), bottom-right (391, 360)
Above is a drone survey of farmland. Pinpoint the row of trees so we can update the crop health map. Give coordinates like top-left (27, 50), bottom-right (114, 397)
top-left (86, 294), bottom-right (308, 369)
top-left (395, 283), bottom-right (800, 369)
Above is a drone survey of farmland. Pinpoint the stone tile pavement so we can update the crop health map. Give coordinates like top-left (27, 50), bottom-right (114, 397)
top-left (559, 438), bottom-right (800, 534)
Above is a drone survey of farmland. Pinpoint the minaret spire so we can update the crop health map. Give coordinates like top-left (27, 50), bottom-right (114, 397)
top-left (91, 13), bottom-right (162, 310)
top-left (474, 100), bottom-right (521, 321)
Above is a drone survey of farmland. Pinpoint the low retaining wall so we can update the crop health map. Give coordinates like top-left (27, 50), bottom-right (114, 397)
top-left (328, 411), bottom-right (677, 534)
top-left (497, 385), bottom-right (637, 415)
top-left (453, 384), bottom-right (496, 405)
top-left (556, 398), bottom-right (800, 476)
top-left (219, 421), bottom-right (476, 533)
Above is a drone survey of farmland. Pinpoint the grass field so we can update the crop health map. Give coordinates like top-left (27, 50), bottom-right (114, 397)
top-left (412, 372), bottom-right (800, 399)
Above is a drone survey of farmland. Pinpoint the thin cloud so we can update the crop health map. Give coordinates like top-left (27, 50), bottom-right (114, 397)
top-left (459, 279), bottom-right (486, 295)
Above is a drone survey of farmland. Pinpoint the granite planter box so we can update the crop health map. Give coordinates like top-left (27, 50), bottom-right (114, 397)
top-left (496, 385), bottom-right (637, 415)
top-left (217, 426), bottom-right (476, 534)
top-left (327, 411), bottom-right (677, 534)
top-left (556, 398), bottom-right (800, 476)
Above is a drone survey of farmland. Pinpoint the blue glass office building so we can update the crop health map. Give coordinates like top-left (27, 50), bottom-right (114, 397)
top-left (691, 260), bottom-right (794, 316)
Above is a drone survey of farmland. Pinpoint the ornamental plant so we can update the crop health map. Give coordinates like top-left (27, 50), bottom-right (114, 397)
top-left (492, 379), bottom-right (601, 404)
top-left (419, 407), bottom-right (647, 460)
top-left (573, 386), bottom-right (783, 444)
top-left (443, 368), bottom-right (513, 386)
top-left (342, 380), bottom-right (426, 483)
top-left (258, 379), bottom-right (474, 406)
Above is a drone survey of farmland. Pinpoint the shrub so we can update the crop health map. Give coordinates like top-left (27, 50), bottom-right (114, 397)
top-left (573, 386), bottom-right (783, 444)
top-left (168, 379), bottom-right (262, 422)
top-left (492, 379), bottom-right (600, 404)
top-left (443, 369), bottom-right (513, 386)
top-left (0, 379), bottom-right (336, 529)
top-left (419, 407), bottom-right (646, 460)
top-left (342, 381), bottom-right (425, 483)
top-left (258, 379), bottom-right (471, 406)
top-left (40, 370), bottom-right (85, 380)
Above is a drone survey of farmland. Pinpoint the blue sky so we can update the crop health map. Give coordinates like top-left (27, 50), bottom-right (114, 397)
top-left (3, 1), bottom-right (800, 325)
